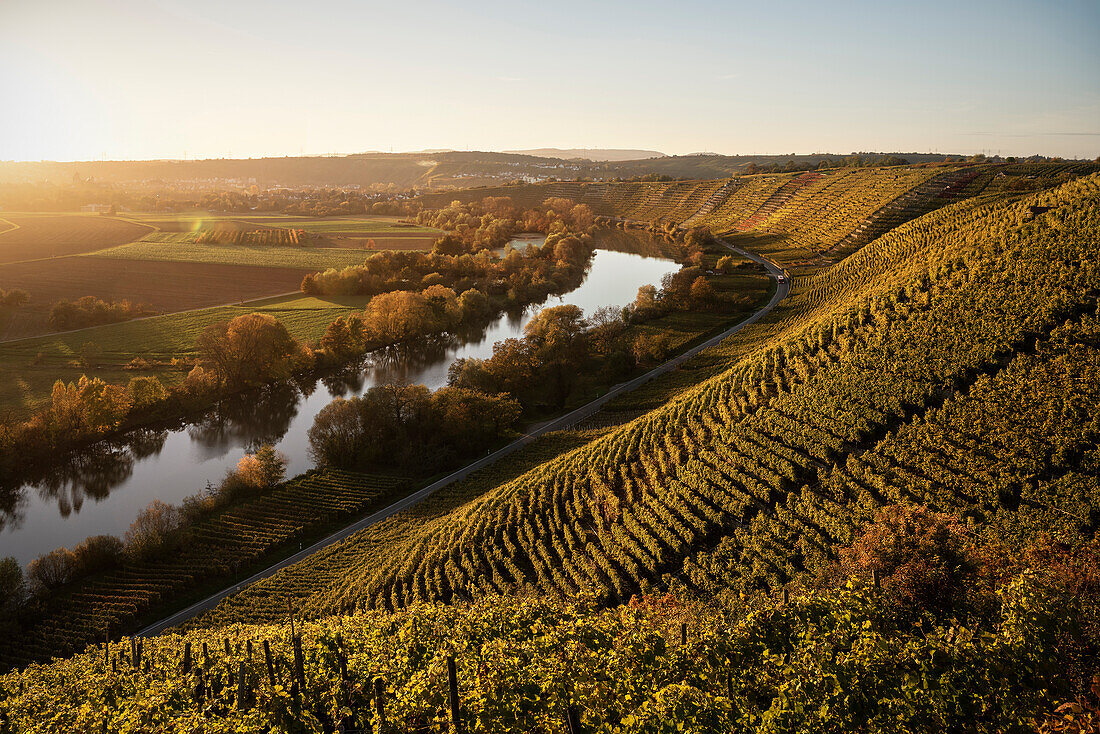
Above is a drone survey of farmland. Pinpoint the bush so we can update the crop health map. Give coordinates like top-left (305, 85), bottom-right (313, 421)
top-left (234, 444), bottom-right (288, 491)
top-left (26, 548), bottom-right (77, 592)
top-left (124, 499), bottom-right (182, 561)
top-left (70, 535), bottom-right (124, 576)
top-left (0, 556), bottom-right (24, 611)
top-left (827, 504), bottom-right (972, 616)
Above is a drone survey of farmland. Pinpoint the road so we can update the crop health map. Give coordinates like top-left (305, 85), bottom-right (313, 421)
top-left (137, 237), bottom-right (788, 637)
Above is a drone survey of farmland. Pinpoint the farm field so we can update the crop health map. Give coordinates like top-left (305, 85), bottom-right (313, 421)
top-left (0, 257), bottom-right (312, 339)
top-left (92, 240), bottom-right (374, 270)
top-left (125, 212), bottom-right (443, 251)
top-left (239, 215), bottom-right (442, 250)
top-left (0, 292), bottom-right (369, 418)
top-left (236, 215), bottom-right (440, 234)
top-left (0, 213), bottom-right (153, 263)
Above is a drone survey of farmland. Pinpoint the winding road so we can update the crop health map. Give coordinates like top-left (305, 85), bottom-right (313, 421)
top-left (137, 238), bottom-right (789, 637)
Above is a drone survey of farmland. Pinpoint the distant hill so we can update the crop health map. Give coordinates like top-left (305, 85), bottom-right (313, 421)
top-left (504, 148), bottom-right (667, 161)
top-left (0, 150), bottom-right (979, 191)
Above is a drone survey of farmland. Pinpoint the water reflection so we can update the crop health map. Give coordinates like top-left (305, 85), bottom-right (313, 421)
top-left (187, 383), bottom-right (303, 459)
top-left (0, 428), bottom-right (168, 531)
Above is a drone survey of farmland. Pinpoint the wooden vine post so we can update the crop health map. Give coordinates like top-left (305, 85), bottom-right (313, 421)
top-left (292, 635), bottom-right (305, 689)
top-left (373, 677), bottom-right (386, 733)
top-left (447, 656), bottom-right (462, 733)
top-left (263, 640), bottom-right (276, 688)
top-left (566, 704), bottom-right (582, 734)
top-left (237, 661), bottom-right (249, 710)
top-left (182, 642), bottom-right (192, 675)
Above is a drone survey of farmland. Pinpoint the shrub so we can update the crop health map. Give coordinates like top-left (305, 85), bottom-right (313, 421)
top-left (828, 504), bottom-right (972, 616)
top-left (234, 444), bottom-right (289, 491)
top-left (26, 548), bottom-right (77, 592)
top-left (126, 375), bottom-right (168, 410)
top-left (0, 557), bottom-right (24, 611)
top-left (124, 499), bottom-right (182, 561)
top-left (70, 535), bottom-right (124, 576)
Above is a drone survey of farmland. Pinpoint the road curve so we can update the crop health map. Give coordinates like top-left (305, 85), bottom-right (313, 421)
top-left (137, 237), bottom-right (788, 637)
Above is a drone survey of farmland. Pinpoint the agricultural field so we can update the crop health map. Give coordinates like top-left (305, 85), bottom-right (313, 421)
top-left (92, 240), bottom-right (374, 270)
top-left (0, 213), bottom-right (153, 263)
top-left (0, 293), bottom-right (368, 419)
top-left (128, 212), bottom-right (443, 251)
top-left (0, 257), bottom-right (311, 340)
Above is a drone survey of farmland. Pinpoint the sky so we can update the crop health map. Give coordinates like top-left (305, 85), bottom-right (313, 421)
top-left (1, 0), bottom-right (1098, 162)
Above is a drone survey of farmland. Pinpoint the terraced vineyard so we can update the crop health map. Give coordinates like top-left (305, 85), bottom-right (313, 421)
top-left (0, 470), bottom-right (410, 670)
top-left (189, 173), bottom-right (1099, 626)
top-left (4, 165), bottom-right (1099, 732)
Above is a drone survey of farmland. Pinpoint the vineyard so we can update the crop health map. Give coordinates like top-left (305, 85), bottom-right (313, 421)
top-left (0, 470), bottom-right (410, 671)
top-left (184, 173), bottom-right (1100, 631)
top-left (0, 575), bottom-right (1085, 732)
top-left (194, 227), bottom-right (306, 246)
top-left (418, 163), bottom-right (1100, 273)
top-left (2, 165), bottom-right (1099, 730)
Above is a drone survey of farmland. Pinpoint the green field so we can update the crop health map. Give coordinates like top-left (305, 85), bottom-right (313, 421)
top-left (123, 213), bottom-right (440, 235)
top-left (92, 239), bottom-right (375, 269)
top-left (236, 215), bottom-right (441, 234)
top-left (0, 293), bottom-right (368, 418)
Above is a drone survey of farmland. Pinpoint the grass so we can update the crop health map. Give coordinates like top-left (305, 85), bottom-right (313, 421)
top-left (236, 216), bottom-right (441, 234)
top-left (92, 240), bottom-right (375, 270)
top-left (124, 213), bottom-right (441, 235)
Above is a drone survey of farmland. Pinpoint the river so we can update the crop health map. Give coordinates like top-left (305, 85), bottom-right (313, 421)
top-left (0, 233), bottom-right (679, 566)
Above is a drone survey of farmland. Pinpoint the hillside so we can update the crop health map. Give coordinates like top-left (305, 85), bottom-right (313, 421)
top-left (189, 171), bottom-right (1099, 628)
top-left (3, 167), bottom-right (1098, 730)
top-left (0, 151), bottom-right (982, 191)
top-left (504, 148), bottom-right (668, 161)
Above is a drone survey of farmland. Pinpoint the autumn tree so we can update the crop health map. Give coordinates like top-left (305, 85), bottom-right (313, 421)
top-left (196, 312), bottom-right (300, 389)
top-left (690, 276), bottom-right (716, 305)
top-left (524, 304), bottom-right (587, 407)
top-left (235, 444), bottom-right (288, 490)
top-left (362, 291), bottom-right (436, 343)
top-left (25, 548), bottom-right (76, 592)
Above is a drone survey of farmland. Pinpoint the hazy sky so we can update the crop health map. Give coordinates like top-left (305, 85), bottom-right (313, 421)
top-left (2, 0), bottom-right (1098, 161)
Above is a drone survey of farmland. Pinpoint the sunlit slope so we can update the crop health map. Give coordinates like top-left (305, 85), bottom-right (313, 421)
top-left (193, 174), bottom-right (1100, 626)
top-left (418, 167), bottom-right (954, 265)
